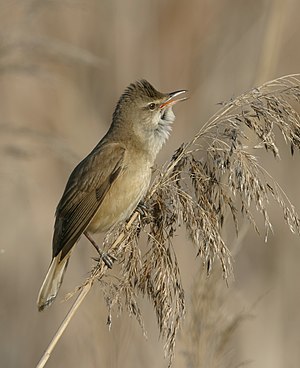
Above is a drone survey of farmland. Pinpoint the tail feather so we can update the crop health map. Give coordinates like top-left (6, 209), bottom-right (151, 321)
top-left (37, 253), bottom-right (70, 311)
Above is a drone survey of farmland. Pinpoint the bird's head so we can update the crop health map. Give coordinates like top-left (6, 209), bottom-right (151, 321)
top-left (112, 80), bottom-right (187, 158)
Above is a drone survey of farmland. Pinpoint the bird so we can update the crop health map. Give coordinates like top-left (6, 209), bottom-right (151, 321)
top-left (37, 79), bottom-right (187, 311)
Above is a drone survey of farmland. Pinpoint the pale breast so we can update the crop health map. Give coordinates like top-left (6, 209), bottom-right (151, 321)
top-left (87, 161), bottom-right (151, 233)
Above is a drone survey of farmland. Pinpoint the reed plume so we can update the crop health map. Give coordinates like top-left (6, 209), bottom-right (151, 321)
top-left (39, 74), bottom-right (300, 367)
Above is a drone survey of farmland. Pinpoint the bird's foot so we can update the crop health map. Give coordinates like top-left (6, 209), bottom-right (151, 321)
top-left (92, 252), bottom-right (117, 269)
top-left (136, 201), bottom-right (150, 217)
top-left (84, 231), bottom-right (117, 268)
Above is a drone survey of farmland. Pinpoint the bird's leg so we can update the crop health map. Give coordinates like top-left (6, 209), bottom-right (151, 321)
top-left (84, 231), bottom-right (116, 269)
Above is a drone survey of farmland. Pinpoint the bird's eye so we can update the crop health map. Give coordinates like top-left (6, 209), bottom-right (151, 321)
top-left (148, 102), bottom-right (156, 110)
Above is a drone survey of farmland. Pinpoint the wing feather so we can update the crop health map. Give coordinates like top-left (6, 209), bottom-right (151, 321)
top-left (52, 143), bottom-right (125, 260)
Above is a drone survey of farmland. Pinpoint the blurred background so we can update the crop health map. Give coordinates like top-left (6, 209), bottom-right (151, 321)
top-left (1, 0), bottom-right (300, 367)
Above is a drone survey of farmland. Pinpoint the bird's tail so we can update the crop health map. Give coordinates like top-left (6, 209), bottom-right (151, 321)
top-left (37, 253), bottom-right (70, 311)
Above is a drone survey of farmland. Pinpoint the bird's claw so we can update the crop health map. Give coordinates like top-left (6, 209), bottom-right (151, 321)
top-left (92, 252), bottom-right (117, 269)
top-left (102, 252), bottom-right (117, 268)
top-left (136, 201), bottom-right (149, 217)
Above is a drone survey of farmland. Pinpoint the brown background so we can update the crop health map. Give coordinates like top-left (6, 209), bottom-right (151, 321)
top-left (1, 1), bottom-right (300, 367)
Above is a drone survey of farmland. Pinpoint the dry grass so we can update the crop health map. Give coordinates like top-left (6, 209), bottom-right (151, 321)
top-left (37, 74), bottom-right (300, 367)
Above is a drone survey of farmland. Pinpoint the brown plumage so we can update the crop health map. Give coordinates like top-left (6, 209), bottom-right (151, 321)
top-left (37, 80), bottom-right (187, 311)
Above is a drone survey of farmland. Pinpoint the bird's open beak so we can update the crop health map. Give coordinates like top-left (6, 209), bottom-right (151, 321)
top-left (160, 90), bottom-right (188, 109)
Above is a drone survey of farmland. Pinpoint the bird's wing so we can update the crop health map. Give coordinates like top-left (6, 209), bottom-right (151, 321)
top-left (52, 142), bottom-right (126, 260)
